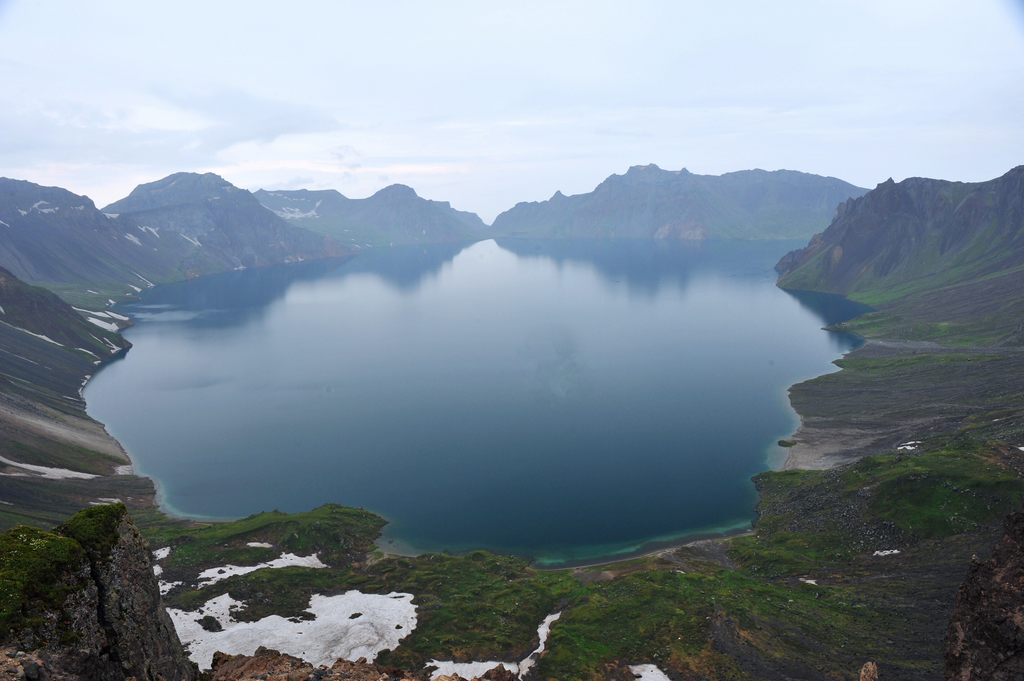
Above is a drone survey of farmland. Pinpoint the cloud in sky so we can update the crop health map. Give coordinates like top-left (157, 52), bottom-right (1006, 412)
top-left (1, 0), bottom-right (1022, 222)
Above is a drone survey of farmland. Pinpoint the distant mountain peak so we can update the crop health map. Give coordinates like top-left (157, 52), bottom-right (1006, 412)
top-left (374, 184), bottom-right (418, 200)
top-left (626, 163), bottom-right (662, 173)
top-left (102, 172), bottom-right (246, 214)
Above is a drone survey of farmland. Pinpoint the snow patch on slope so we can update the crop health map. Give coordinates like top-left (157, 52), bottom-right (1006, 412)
top-left (197, 552), bottom-right (329, 587)
top-left (0, 455), bottom-right (98, 480)
top-left (168, 591), bottom-right (416, 670)
top-left (87, 317), bottom-right (119, 332)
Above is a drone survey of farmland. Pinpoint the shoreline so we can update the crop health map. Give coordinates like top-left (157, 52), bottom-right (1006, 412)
top-left (530, 526), bottom-right (755, 572)
top-left (373, 519), bottom-right (756, 572)
top-left (779, 337), bottom-right (961, 471)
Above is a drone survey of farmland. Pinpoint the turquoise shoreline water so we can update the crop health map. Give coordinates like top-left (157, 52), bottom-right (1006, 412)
top-left (85, 239), bottom-right (869, 566)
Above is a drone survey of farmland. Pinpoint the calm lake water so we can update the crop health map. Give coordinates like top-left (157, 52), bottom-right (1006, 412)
top-left (85, 239), bottom-right (869, 566)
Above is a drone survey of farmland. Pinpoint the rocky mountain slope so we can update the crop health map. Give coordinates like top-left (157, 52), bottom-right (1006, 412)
top-left (0, 504), bottom-right (194, 681)
top-left (491, 165), bottom-right (867, 240)
top-left (0, 265), bottom-right (128, 363)
top-left (0, 174), bottom-right (349, 307)
top-left (0, 263), bottom-right (128, 434)
top-left (775, 166), bottom-right (1024, 344)
top-left (0, 266), bottom-right (161, 530)
top-left (0, 178), bottom-right (166, 305)
top-left (255, 185), bottom-right (487, 248)
top-left (104, 173), bottom-right (350, 280)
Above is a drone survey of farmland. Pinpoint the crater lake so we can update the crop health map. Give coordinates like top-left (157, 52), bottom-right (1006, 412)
top-left (84, 239), bottom-right (869, 566)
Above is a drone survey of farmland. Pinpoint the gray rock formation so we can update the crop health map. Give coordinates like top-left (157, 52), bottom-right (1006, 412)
top-left (944, 511), bottom-right (1024, 680)
top-left (1, 504), bottom-right (195, 681)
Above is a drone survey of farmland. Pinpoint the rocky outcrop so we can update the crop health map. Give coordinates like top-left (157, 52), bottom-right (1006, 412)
top-left (0, 504), bottom-right (195, 681)
top-left (209, 648), bottom-right (418, 681)
top-left (105, 173), bottom-right (351, 280)
top-left (944, 511), bottom-right (1024, 680)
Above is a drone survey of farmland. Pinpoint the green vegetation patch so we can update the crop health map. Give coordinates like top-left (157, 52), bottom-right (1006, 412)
top-left (0, 438), bottom-right (127, 477)
top-left (832, 353), bottom-right (1002, 374)
top-left (55, 502), bottom-right (128, 561)
top-left (371, 552), bottom-right (578, 668)
top-left (848, 447), bottom-right (1024, 538)
top-left (144, 503), bottom-right (386, 570)
top-left (167, 548), bottom-right (580, 670)
top-left (0, 525), bottom-right (88, 637)
top-left (539, 567), bottom-right (900, 681)
top-left (733, 443), bottom-right (1024, 578)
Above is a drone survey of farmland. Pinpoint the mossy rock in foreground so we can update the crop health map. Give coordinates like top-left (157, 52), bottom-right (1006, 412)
top-left (0, 525), bottom-right (90, 637)
top-left (0, 503), bottom-right (131, 642)
top-left (55, 502), bottom-right (129, 562)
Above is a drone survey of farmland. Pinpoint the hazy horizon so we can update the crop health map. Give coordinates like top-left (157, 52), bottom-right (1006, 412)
top-left (1, 0), bottom-right (1023, 222)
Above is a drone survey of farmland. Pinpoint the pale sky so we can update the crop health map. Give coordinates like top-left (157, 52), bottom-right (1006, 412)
top-left (1, 0), bottom-right (1022, 222)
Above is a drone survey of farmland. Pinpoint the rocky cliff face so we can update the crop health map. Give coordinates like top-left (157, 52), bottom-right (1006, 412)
top-left (944, 511), bottom-right (1024, 680)
top-left (0, 178), bottom-right (147, 294)
top-left (0, 504), bottom-right (195, 681)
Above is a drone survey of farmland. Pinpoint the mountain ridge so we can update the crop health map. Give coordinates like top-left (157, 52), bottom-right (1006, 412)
top-left (491, 165), bottom-right (868, 240)
top-left (775, 165), bottom-right (1024, 345)
top-left (0, 173), bottom-right (350, 306)
top-left (255, 184), bottom-right (487, 248)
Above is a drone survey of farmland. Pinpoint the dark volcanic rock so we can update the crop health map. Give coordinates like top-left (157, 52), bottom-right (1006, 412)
top-left (106, 173), bottom-right (352, 276)
top-left (944, 511), bottom-right (1024, 680)
top-left (0, 265), bottom-right (129, 357)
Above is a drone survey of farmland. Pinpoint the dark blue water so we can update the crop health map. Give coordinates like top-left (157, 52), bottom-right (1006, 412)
top-left (84, 239), bottom-right (869, 566)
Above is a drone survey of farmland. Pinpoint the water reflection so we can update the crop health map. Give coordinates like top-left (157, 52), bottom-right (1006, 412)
top-left (781, 289), bottom-right (874, 328)
top-left (118, 242), bottom-right (473, 329)
top-left (120, 239), bottom-right (862, 334)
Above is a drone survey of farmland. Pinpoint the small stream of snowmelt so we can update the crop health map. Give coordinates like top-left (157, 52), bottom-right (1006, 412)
top-left (428, 611), bottom-right (561, 679)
